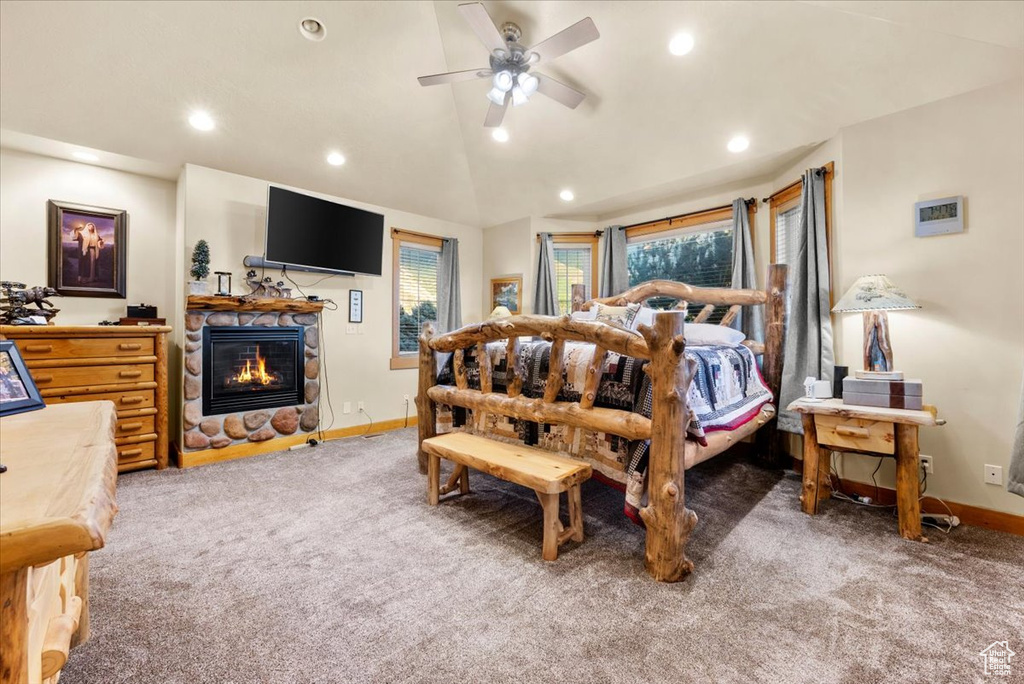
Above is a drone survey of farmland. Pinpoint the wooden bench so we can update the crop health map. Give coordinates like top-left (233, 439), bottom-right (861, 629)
top-left (422, 432), bottom-right (592, 561)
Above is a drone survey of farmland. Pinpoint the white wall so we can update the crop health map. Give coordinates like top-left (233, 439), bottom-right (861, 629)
top-left (182, 164), bottom-right (484, 432)
top-left (482, 217), bottom-right (532, 317)
top-left (0, 148), bottom-right (178, 324)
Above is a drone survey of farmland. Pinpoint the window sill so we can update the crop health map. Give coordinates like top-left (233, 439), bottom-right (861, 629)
top-left (390, 356), bottom-right (418, 370)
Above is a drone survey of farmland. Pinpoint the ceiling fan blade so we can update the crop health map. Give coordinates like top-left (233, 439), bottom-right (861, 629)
top-left (528, 17), bottom-right (599, 62)
top-left (458, 3), bottom-right (507, 54)
top-left (484, 92), bottom-right (510, 127)
top-left (418, 68), bottom-right (491, 87)
top-left (535, 74), bottom-right (586, 109)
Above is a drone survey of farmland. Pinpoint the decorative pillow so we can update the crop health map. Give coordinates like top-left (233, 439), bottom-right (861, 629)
top-left (684, 323), bottom-right (746, 347)
top-left (570, 309), bottom-right (597, 321)
top-left (594, 302), bottom-right (641, 329)
top-left (630, 306), bottom-right (658, 331)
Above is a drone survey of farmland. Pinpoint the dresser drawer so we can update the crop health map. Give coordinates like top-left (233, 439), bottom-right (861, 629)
top-left (31, 363), bottom-right (154, 390)
top-left (15, 336), bottom-right (154, 360)
top-left (117, 440), bottom-right (155, 466)
top-left (815, 415), bottom-right (895, 455)
top-left (116, 414), bottom-right (156, 437)
top-left (48, 388), bottom-right (155, 410)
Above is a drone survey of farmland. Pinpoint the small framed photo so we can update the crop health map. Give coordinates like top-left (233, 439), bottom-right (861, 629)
top-left (349, 289), bottom-right (363, 323)
top-left (48, 200), bottom-right (128, 298)
top-left (0, 341), bottom-right (45, 417)
top-left (490, 275), bottom-right (523, 315)
top-left (914, 196), bottom-right (964, 237)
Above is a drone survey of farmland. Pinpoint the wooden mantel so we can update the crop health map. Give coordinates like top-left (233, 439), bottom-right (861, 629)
top-left (186, 295), bottom-right (325, 313)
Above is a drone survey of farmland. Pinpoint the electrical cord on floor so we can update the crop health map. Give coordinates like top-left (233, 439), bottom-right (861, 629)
top-left (360, 408), bottom-right (375, 437)
top-left (918, 469), bottom-right (956, 534)
top-left (828, 453), bottom-right (897, 509)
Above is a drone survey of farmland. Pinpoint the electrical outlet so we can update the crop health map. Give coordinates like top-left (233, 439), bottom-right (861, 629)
top-left (984, 464), bottom-right (1003, 485)
top-left (343, 401), bottom-right (351, 414)
top-left (358, 401), bottom-right (365, 412)
top-left (919, 455), bottom-right (933, 474)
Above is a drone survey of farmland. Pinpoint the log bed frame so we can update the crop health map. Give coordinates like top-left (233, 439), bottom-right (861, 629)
top-left (416, 264), bottom-right (788, 582)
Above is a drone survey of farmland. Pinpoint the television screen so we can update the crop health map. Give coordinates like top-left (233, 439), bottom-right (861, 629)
top-left (264, 186), bottom-right (384, 276)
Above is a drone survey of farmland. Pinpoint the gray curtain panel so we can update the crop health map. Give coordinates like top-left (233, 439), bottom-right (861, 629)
top-left (436, 237), bottom-right (462, 333)
top-left (778, 168), bottom-right (835, 433)
top-left (1010, 373), bottom-right (1024, 497)
top-left (599, 225), bottom-right (628, 297)
top-left (533, 233), bottom-right (560, 316)
top-left (729, 198), bottom-right (764, 342)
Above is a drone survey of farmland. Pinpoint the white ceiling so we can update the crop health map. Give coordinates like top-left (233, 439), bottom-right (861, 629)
top-left (1, 1), bottom-right (1021, 228)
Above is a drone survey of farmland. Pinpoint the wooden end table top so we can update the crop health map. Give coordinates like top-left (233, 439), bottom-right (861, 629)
top-left (787, 398), bottom-right (945, 427)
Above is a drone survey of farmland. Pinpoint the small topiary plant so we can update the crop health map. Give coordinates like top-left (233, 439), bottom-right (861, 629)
top-left (190, 240), bottom-right (210, 280)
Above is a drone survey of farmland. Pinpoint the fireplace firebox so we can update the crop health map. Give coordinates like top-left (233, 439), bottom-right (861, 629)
top-left (202, 327), bottom-right (303, 416)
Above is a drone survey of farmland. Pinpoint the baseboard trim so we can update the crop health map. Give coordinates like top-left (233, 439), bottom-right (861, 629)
top-left (178, 416), bottom-right (417, 468)
top-left (836, 478), bottom-right (1024, 536)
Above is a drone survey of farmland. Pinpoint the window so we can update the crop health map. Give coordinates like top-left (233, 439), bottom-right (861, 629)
top-left (550, 234), bottom-right (598, 315)
top-left (624, 205), bottom-right (747, 319)
top-left (391, 229), bottom-right (442, 369)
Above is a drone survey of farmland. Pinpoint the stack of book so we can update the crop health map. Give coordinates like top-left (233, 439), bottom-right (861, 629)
top-left (842, 370), bottom-right (923, 410)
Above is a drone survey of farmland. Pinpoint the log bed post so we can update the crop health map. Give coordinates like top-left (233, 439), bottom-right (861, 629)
top-left (638, 310), bottom-right (698, 582)
top-left (758, 264), bottom-right (789, 466)
top-left (416, 322), bottom-right (437, 474)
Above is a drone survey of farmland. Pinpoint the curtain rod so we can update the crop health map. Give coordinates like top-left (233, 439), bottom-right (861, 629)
top-left (618, 198), bottom-right (756, 230)
top-left (761, 165), bottom-right (830, 203)
top-left (534, 230), bottom-right (603, 239)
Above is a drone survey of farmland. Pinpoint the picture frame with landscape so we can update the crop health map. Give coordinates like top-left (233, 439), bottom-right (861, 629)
top-left (0, 341), bottom-right (45, 417)
top-left (490, 275), bottom-right (523, 315)
top-left (48, 199), bottom-right (128, 298)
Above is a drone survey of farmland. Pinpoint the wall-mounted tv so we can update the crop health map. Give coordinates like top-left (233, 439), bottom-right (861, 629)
top-left (264, 186), bottom-right (384, 276)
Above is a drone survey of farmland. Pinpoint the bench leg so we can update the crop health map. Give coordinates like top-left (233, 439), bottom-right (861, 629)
top-left (568, 484), bottom-right (584, 543)
top-left (427, 453), bottom-right (440, 506)
top-left (539, 492), bottom-right (560, 561)
top-left (459, 466), bottom-right (470, 495)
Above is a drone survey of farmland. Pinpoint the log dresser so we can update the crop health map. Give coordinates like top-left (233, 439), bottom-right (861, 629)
top-left (0, 401), bottom-right (119, 684)
top-left (0, 325), bottom-right (171, 472)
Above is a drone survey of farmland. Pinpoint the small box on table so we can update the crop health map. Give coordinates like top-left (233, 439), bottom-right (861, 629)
top-left (843, 377), bottom-right (923, 410)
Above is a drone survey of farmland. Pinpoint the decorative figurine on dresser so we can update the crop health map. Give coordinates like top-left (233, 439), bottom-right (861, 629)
top-left (0, 324), bottom-right (172, 471)
top-left (0, 281), bottom-right (61, 325)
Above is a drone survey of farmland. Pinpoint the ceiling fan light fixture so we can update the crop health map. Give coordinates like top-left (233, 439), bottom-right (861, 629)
top-left (487, 87), bottom-right (507, 105)
top-left (517, 72), bottom-right (539, 96)
top-left (493, 70), bottom-right (514, 92)
top-left (511, 85), bottom-right (529, 107)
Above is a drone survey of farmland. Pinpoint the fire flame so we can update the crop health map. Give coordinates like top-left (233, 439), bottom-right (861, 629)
top-left (235, 346), bottom-right (273, 386)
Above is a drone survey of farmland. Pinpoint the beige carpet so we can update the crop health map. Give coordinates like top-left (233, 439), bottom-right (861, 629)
top-left (63, 428), bottom-right (1023, 683)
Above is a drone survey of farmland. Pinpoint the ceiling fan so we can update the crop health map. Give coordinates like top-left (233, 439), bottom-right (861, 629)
top-left (417, 2), bottom-right (600, 127)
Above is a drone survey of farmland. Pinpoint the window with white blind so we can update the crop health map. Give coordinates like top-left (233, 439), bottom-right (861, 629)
top-left (392, 230), bottom-right (442, 368)
top-left (553, 244), bottom-right (593, 315)
top-left (774, 204), bottom-right (802, 316)
top-left (626, 217), bottom-right (734, 317)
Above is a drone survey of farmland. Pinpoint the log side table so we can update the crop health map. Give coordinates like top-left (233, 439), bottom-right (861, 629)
top-left (787, 398), bottom-right (945, 541)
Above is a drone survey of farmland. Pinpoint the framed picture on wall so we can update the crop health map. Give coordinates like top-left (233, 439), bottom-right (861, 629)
top-left (0, 341), bottom-right (45, 417)
top-left (490, 275), bottom-right (523, 315)
top-left (47, 200), bottom-right (128, 298)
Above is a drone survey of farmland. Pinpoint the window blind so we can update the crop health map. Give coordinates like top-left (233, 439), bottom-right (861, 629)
top-left (626, 218), bottom-right (733, 317)
top-left (775, 205), bottom-right (802, 315)
top-left (553, 244), bottom-right (592, 315)
top-left (397, 243), bottom-right (440, 354)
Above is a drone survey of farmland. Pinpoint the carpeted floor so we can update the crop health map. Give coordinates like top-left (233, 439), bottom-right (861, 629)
top-left (63, 428), bottom-right (1023, 684)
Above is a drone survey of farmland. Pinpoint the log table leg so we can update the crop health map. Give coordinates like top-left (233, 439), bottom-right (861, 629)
top-left (0, 568), bottom-right (28, 684)
top-left (800, 414), bottom-right (831, 514)
top-left (895, 424), bottom-right (927, 542)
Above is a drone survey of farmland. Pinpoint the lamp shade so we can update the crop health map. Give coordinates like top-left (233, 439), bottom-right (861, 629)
top-left (831, 274), bottom-right (920, 313)
top-left (489, 306), bottom-right (512, 320)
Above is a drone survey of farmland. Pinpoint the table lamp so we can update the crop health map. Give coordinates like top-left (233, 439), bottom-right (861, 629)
top-left (831, 274), bottom-right (920, 372)
top-left (488, 306), bottom-right (513, 320)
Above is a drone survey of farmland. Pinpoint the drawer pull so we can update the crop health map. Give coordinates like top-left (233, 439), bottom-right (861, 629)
top-left (119, 448), bottom-right (144, 458)
top-left (118, 343), bottom-right (143, 351)
top-left (24, 344), bottom-right (53, 353)
top-left (119, 370), bottom-right (143, 378)
top-left (34, 374), bottom-right (54, 383)
top-left (835, 426), bottom-right (870, 438)
top-left (120, 396), bottom-right (144, 405)
top-left (119, 422), bottom-right (143, 432)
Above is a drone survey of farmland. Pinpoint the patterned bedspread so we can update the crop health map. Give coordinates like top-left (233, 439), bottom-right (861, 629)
top-left (434, 340), bottom-right (772, 489)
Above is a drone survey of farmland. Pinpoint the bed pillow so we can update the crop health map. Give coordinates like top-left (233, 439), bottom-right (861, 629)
top-left (685, 323), bottom-right (746, 347)
top-left (629, 306), bottom-right (658, 331)
top-left (570, 309), bottom-right (597, 321)
top-left (594, 302), bottom-right (641, 329)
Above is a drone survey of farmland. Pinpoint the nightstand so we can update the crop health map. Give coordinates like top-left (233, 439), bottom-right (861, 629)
top-left (786, 398), bottom-right (946, 541)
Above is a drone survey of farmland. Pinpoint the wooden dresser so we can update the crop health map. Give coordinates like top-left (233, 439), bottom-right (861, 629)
top-left (0, 325), bottom-right (171, 471)
top-left (0, 401), bottom-right (118, 684)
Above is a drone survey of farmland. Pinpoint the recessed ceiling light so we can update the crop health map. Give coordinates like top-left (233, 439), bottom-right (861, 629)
top-left (491, 128), bottom-right (509, 143)
top-left (299, 17), bottom-right (326, 42)
top-left (326, 152), bottom-right (346, 166)
top-left (188, 111), bottom-right (215, 131)
top-left (73, 152), bottom-right (99, 162)
top-left (727, 135), bottom-right (750, 153)
top-left (669, 33), bottom-right (695, 56)
top-left (559, 189), bottom-right (575, 202)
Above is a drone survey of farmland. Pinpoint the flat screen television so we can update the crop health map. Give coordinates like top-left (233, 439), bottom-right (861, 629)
top-left (264, 186), bottom-right (384, 276)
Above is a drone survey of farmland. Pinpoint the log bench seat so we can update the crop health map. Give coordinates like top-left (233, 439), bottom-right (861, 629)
top-left (422, 432), bottom-right (593, 561)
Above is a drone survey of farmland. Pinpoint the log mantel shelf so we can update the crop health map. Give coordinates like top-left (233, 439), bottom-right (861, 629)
top-left (186, 295), bottom-right (324, 313)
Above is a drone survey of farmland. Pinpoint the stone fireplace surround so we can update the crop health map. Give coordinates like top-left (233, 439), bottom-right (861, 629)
top-left (182, 301), bottom-right (321, 452)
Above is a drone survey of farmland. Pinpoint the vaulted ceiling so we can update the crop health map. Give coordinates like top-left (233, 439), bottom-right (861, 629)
top-left (1, 1), bottom-right (1021, 227)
